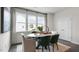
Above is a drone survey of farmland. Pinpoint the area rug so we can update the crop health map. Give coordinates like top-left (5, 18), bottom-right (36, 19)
top-left (36, 42), bottom-right (71, 52)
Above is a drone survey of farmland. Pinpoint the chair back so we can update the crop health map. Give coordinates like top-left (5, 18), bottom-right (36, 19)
top-left (22, 35), bottom-right (36, 52)
top-left (23, 39), bottom-right (36, 52)
top-left (39, 36), bottom-right (50, 47)
top-left (50, 34), bottom-right (59, 43)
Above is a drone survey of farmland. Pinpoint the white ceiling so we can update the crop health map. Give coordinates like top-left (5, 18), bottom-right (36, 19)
top-left (22, 7), bottom-right (69, 13)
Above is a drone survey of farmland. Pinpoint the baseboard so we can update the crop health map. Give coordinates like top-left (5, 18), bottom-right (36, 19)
top-left (71, 41), bottom-right (79, 45)
top-left (60, 39), bottom-right (79, 45)
top-left (8, 44), bottom-right (11, 52)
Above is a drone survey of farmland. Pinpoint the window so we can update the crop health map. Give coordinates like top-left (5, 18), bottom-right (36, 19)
top-left (15, 8), bottom-right (46, 32)
top-left (37, 16), bottom-right (46, 31)
top-left (28, 15), bottom-right (37, 31)
top-left (28, 15), bottom-right (46, 31)
top-left (16, 11), bottom-right (26, 32)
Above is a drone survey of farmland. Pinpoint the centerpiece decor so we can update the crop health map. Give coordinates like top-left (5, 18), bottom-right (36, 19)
top-left (37, 26), bottom-right (43, 32)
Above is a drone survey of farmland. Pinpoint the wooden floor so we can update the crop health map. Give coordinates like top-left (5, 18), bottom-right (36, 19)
top-left (9, 39), bottom-right (79, 52)
top-left (58, 39), bottom-right (79, 52)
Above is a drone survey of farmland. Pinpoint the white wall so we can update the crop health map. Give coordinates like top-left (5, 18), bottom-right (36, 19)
top-left (54, 8), bottom-right (79, 44)
top-left (47, 13), bottom-right (54, 31)
top-left (0, 32), bottom-right (10, 52)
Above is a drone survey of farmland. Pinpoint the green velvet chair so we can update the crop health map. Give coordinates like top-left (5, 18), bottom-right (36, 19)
top-left (37, 36), bottom-right (50, 52)
top-left (50, 34), bottom-right (59, 52)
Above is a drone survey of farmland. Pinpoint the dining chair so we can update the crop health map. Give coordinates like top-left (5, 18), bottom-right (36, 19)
top-left (50, 34), bottom-right (59, 52)
top-left (22, 35), bottom-right (36, 52)
top-left (37, 36), bottom-right (50, 52)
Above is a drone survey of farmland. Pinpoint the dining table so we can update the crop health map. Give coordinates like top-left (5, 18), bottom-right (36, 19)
top-left (27, 32), bottom-right (57, 49)
top-left (27, 32), bottom-right (57, 38)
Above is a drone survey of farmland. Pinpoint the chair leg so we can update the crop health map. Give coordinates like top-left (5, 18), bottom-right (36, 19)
top-left (45, 46), bottom-right (47, 50)
top-left (52, 44), bottom-right (54, 52)
top-left (56, 43), bottom-right (59, 50)
top-left (48, 45), bottom-right (50, 52)
top-left (42, 47), bottom-right (44, 52)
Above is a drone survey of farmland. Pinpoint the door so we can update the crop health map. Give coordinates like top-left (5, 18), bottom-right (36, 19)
top-left (56, 17), bottom-right (71, 41)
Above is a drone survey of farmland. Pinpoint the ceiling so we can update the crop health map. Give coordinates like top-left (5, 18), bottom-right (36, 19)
top-left (22, 7), bottom-right (69, 13)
